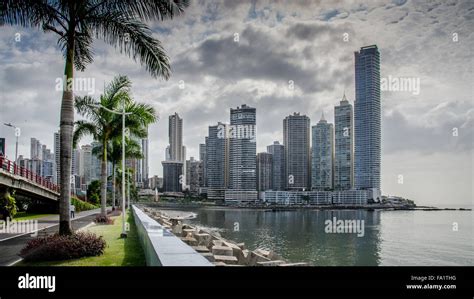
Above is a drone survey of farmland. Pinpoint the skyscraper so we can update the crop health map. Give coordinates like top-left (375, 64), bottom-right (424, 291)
top-left (30, 138), bottom-right (42, 160)
top-left (228, 104), bottom-right (257, 191)
top-left (311, 113), bottom-right (334, 190)
top-left (207, 122), bottom-right (229, 200)
top-left (199, 143), bottom-right (206, 161)
top-left (81, 144), bottom-right (92, 186)
top-left (91, 141), bottom-right (101, 181)
top-left (186, 157), bottom-right (203, 194)
top-left (257, 152), bottom-right (273, 191)
top-left (162, 161), bottom-right (183, 192)
top-left (267, 141), bottom-right (285, 191)
top-left (168, 113), bottom-right (184, 162)
top-left (199, 141), bottom-right (207, 187)
top-left (354, 45), bottom-right (381, 190)
top-left (163, 113), bottom-right (185, 193)
top-left (334, 94), bottom-right (354, 190)
top-left (283, 113), bottom-right (311, 190)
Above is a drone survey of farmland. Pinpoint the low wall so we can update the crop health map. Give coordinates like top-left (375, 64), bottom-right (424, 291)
top-left (132, 205), bottom-right (213, 266)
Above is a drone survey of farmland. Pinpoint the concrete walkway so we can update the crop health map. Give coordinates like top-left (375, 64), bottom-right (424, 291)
top-left (0, 208), bottom-right (107, 266)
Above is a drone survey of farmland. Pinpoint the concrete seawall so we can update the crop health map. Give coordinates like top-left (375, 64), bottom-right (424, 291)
top-left (132, 205), bottom-right (213, 266)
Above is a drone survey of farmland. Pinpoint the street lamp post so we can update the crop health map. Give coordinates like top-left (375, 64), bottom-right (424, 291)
top-left (92, 103), bottom-right (131, 239)
top-left (127, 169), bottom-right (130, 209)
top-left (3, 123), bottom-right (20, 163)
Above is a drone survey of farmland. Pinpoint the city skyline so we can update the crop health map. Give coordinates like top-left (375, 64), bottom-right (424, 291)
top-left (1, 1), bottom-right (472, 206)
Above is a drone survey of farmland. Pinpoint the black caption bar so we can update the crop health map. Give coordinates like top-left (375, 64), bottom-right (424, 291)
top-left (0, 266), bottom-right (472, 298)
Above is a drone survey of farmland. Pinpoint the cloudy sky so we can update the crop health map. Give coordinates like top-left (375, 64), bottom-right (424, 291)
top-left (0, 0), bottom-right (472, 207)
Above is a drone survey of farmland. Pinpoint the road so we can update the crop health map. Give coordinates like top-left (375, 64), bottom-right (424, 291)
top-left (0, 208), bottom-right (105, 266)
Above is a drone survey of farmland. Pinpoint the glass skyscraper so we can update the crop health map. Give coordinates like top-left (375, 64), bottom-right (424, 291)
top-left (256, 152), bottom-right (273, 191)
top-left (334, 94), bottom-right (353, 190)
top-left (207, 122), bottom-right (229, 199)
top-left (354, 45), bottom-right (381, 190)
top-left (311, 113), bottom-right (334, 190)
top-left (229, 104), bottom-right (257, 191)
top-left (168, 113), bottom-right (185, 162)
top-left (267, 141), bottom-right (285, 191)
top-left (283, 113), bottom-right (311, 190)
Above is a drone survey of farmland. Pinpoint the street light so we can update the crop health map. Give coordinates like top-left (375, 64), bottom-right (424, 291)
top-left (127, 168), bottom-right (131, 209)
top-left (3, 123), bottom-right (20, 163)
top-left (91, 102), bottom-right (131, 239)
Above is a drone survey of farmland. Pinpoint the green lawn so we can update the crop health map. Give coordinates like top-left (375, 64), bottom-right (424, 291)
top-left (14, 212), bottom-right (55, 221)
top-left (17, 210), bottom-right (146, 266)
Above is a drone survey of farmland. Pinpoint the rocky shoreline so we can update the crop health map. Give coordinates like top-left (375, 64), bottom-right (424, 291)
top-left (140, 206), bottom-right (308, 266)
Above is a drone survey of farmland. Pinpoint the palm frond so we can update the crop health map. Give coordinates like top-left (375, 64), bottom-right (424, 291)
top-left (103, 75), bottom-right (132, 106)
top-left (73, 120), bottom-right (98, 148)
top-left (83, 0), bottom-right (189, 22)
top-left (87, 11), bottom-right (171, 79)
top-left (1, 0), bottom-right (68, 31)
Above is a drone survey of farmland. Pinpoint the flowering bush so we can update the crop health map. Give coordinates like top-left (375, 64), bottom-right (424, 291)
top-left (20, 232), bottom-right (106, 261)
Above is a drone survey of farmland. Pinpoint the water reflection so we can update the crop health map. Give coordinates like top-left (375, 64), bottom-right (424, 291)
top-left (186, 208), bottom-right (382, 266)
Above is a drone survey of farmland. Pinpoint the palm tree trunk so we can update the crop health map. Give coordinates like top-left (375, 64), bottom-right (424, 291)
top-left (100, 140), bottom-right (108, 216)
top-left (112, 163), bottom-right (116, 210)
top-left (59, 37), bottom-right (75, 236)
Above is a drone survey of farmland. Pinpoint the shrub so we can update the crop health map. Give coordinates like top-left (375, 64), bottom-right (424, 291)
top-left (87, 180), bottom-right (101, 204)
top-left (71, 197), bottom-right (98, 212)
top-left (95, 215), bottom-right (115, 224)
top-left (0, 189), bottom-right (17, 220)
top-left (20, 232), bottom-right (106, 261)
top-left (89, 193), bottom-right (100, 205)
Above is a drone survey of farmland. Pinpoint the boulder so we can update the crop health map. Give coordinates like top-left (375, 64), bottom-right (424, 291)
top-left (248, 251), bottom-right (271, 266)
top-left (182, 224), bottom-right (195, 230)
top-left (237, 249), bottom-right (250, 265)
top-left (255, 248), bottom-right (271, 257)
top-left (182, 228), bottom-right (196, 237)
top-left (180, 236), bottom-right (198, 246)
top-left (191, 246), bottom-right (210, 253)
top-left (211, 245), bottom-right (233, 256)
top-left (171, 222), bottom-right (183, 235)
top-left (213, 255), bottom-right (238, 265)
top-left (256, 260), bottom-right (286, 266)
top-left (194, 233), bottom-right (212, 247)
top-left (222, 241), bottom-right (242, 258)
top-left (211, 239), bottom-right (224, 247)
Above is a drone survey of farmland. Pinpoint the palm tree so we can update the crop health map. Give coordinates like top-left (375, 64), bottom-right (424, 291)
top-left (93, 137), bottom-right (143, 210)
top-left (73, 75), bottom-right (157, 217)
top-left (1, 0), bottom-right (189, 235)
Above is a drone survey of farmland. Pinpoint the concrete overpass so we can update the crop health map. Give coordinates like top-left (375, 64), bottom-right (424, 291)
top-left (0, 157), bottom-right (59, 201)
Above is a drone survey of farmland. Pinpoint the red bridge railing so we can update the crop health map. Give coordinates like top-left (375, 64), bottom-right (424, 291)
top-left (0, 156), bottom-right (60, 193)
